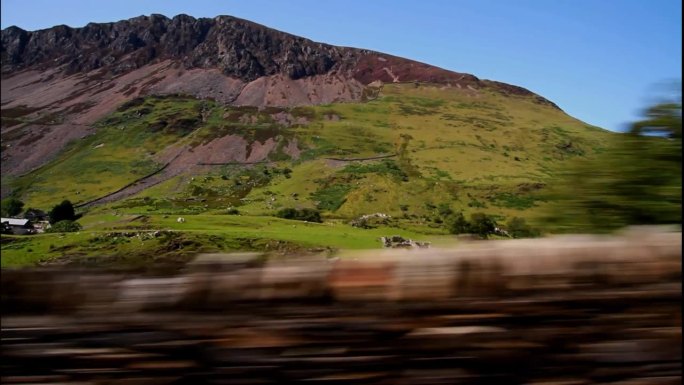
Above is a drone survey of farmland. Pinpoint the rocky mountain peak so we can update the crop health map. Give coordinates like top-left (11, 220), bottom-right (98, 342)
top-left (1, 14), bottom-right (368, 82)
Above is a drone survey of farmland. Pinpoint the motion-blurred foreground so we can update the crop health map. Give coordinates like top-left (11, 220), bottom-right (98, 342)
top-left (2, 227), bottom-right (681, 385)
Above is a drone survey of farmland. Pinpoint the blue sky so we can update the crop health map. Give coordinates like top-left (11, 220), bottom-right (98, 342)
top-left (1, 0), bottom-right (681, 132)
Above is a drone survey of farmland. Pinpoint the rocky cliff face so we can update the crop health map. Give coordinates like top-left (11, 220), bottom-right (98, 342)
top-left (1, 13), bottom-right (556, 94)
top-left (0, 14), bottom-right (558, 179)
top-left (2, 14), bottom-right (364, 81)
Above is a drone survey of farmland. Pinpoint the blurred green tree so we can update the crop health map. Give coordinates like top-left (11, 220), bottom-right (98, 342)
top-left (544, 91), bottom-right (681, 232)
top-left (506, 217), bottom-right (540, 238)
top-left (447, 211), bottom-right (471, 234)
top-left (469, 212), bottom-right (498, 238)
top-left (1, 198), bottom-right (24, 217)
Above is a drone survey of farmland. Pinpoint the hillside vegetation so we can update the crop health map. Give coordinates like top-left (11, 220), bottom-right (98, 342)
top-left (9, 83), bottom-right (613, 218)
top-left (2, 82), bottom-right (617, 267)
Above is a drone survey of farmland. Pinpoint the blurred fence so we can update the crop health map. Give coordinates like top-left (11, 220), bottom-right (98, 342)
top-left (1, 227), bottom-right (681, 384)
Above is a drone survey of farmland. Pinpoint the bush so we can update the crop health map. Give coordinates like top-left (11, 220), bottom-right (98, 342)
top-left (276, 208), bottom-right (297, 220)
top-left (505, 217), bottom-right (540, 238)
top-left (49, 200), bottom-right (76, 224)
top-left (447, 212), bottom-right (498, 239)
top-left (447, 212), bottom-right (471, 234)
top-left (276, 208), bottom-right (322, 223)
top-left (470, 213), bottom-right (497, 238)
top-left (1, 198), bottom-right (24, 217)
top-left (46, 220), bottom-right (82, 233)
top-left (298, 208), bottom-right (322, 223)
top-left (437, 203), bottom-right (453, 218)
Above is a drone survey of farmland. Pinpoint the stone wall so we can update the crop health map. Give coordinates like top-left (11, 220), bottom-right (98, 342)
top-left (2, 228), bottom-right (681, 384)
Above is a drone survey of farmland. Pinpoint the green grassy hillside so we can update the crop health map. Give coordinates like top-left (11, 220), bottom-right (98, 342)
top-left (2, 83), bottom-right (615, 266)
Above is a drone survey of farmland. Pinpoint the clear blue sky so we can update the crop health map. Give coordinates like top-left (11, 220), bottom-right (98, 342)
top-left (2, 0), bottom-right (681, 132)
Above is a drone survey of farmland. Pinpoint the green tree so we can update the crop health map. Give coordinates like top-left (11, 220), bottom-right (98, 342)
top-left (48, 200), bottom-right (77, 224)
top-left (447, 211), bottom-right (471, 234)
top-left (545, 93), bottom-right (681, 232)
top-left (506, 217), bottom-right (540, 238)
top-left (1, 198), bottom-right (24, 217)
top-left (276, 208), bottom-right (298, 220)
top-left (437, 203), bottom-right (454, 219)
top-left (469, 212), bottom-right (497, 239)
top-left (298, 208), bottom-right (322, 223)
top-left (276, 208), bottom-right (322, 223)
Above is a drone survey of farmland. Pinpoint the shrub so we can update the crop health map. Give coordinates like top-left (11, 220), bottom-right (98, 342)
top-left (48, 200), bottom-right (76, 224)
top-left (1, 198), bottom-right (24, 217)
top-left (506, 217), bottom-right (540, 238)
top-left (298, 208), bottom-right (322, 223)
top-left (447, 212), bottom-right (471, 234)
top-left (437, 203), bottom-right (453, 218)
top-left (469, 213), bottom-right (497, 239)
top-left (46, 220), bottom-right (82, 233)
top-left (276, 208), bottom-right (322, 223)
top-left (448, 212), bottom-right (498, 239)
top-left (276, 208), bottom-right (298, 220)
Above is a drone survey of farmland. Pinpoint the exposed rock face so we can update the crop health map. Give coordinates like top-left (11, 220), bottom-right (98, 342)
top-left (1, 13), bottom-right (554, 96)
top-left (1, 14), bottom-right (360, 80)
top-left (0, 13), bottom-right (558, 179)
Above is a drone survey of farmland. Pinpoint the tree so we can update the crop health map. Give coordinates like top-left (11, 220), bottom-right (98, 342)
top-left (469, 212), bottom-right (497, 239)
top-left (1, 198), bottom-right (24, 217)
top-left (448, 212), bottom-right (471, 234)
top-left (49, 200), bottom-right (77, 224)
top-left (506, 217), bottom-right (540, 238)
top-left (276, 208), bottom-right (298, 220)
top-left (437, 203), bottom-right (454, 219)
top-left (298, 208), bottom-right (322, 223)
top-left (544, 93), bottom-right (681, 232)
top-left (276, 208), bottom-right (322, 223)
top-left (447, 212), bottom-right (499, 238)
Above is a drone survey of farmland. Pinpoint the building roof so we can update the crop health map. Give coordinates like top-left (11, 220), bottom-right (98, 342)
top-left (24, 209), bottom-right (47, 219)
top-left (1, 218), bottom-right (30, 226)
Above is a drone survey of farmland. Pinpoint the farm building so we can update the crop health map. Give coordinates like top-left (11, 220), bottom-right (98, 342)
top-left (23, 208), bottom-right (48, 222)
top-left (1, 217), bottom-right (36, 235)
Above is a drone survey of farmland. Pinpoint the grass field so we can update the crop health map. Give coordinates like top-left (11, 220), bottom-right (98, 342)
top-left (1, 213), bottom-right (435, 269)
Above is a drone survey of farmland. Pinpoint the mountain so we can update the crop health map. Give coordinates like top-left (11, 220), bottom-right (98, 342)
top-left (0, 14), bottom-right (616, 267)
top-left (1, 14), bottom-right (558, 177)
